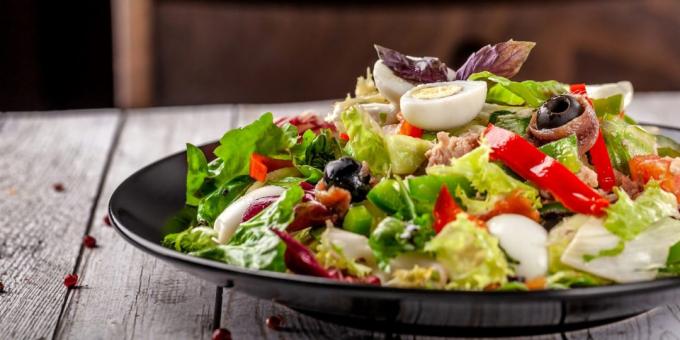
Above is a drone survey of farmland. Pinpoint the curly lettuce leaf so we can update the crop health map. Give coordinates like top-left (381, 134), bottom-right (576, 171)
top-left (341, 106), bottom-right (391, 175)
top-left (455, 40), bottom-right (535, 80)
top-left (425, 214), bottom-right (511, 290)
top-left (426, 144), bottom-right (541, 215)
top-left (369, 217), bottom-right (434, 269)
top-left (162, 226), bottom-right (217, 253)
top-left (604, 181), bottom-right (678, 241)
top-left (601, 118), bottom-right (657, 174)
top-left (539, 135), bottom-right (582, 173)
top-left (469, 71), bottom-right (567, 107)
top-left (374, 44), bottom-right (448, 83)
top-left (386, 265), bottom-right (445, 289)
top-left (316, 228), bottom-right (372, 277)
top-left (192, 185), bottom-right (304, 271)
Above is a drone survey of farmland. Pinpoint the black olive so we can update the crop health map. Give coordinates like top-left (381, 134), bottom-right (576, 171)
top-left (323, 157), bottom-right (371, 202)
top-left (536, 95), bottom-right (584, 130)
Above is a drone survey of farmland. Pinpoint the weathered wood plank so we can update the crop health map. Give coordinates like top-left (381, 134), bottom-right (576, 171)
top-left (55, 105), bottom-right (238, 340)
top-left (221, 289), bottom-right (383, 339)
top-left (565, 306), bottom-right (680, 340)
top-left (0, 111), bottom-right (120, 340)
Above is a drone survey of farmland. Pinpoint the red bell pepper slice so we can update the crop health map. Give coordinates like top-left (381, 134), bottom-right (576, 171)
top-left (432, 185), bottom-right (485, 232)
top-left (249, 153), bottom-right (294, 182)
top-left (570, 83), bottom-right (587, 95)
top-left (433, 185), bottom-right (462, 233)
top-left (250, 154), bottom-right (268, 182)
top-left (483, 125), bottom-right (610, 216)
top-left (589, 131), bottom-right (616, 191)
top-left (399, 120), bottom-right (424, 138)
top-left (570, 83), bottom-right (616, 192)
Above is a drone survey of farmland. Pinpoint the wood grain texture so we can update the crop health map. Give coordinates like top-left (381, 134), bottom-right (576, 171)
top-left (566, 306), bottom-right (680, 340)
top-left (221, 288), bottom-right (383, 339)
top-left (0, 111), bottom-right (119, 340)
top-left (54, 106), bottom-right (238, 340)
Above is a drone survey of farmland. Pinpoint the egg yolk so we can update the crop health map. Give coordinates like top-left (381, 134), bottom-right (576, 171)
top-left (410, 84), bottom-right (463, 100)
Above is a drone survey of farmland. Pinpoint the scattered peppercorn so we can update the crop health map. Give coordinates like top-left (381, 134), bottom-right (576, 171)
top-left (83, 235), bottom-right (97, 248)
top-left (211, 328), bottom-right (232, 340)
top-left (266, 315), bottom-right (283, 330)
top-left (103, 214), bottom-right (111, 226)
top-left (63, 274), bottom-right (78, 288)
top-left (0, 281), bottom-right (5, 293)
top-left (52, 183), bottom-right (65, 192)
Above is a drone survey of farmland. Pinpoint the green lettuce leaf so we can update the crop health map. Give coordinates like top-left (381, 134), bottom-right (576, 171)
top-left (369, 216), bottom-right (434, 269)
top-left (656, 134), bottom-right (680, 158)
top-left (341, 106), bottom-right (391, 175)
top-left (547, 270), bottom-right (605, 289)
top-left (162, 226), bottom-right (217, 253)
top-left (539, 135), bottom-right (582, 173)
top-left (424, 214), bottom-right (511, 290)
top-left (185, 143), bottom-right (209, 206)
top-left (213, 112), bottom-right (295, 184)
top-left (469, 71), bottom-right (567, 107)
top-left (600, 118), bottom-right (657, 174)
top-left (604, 181), bottom-right (678, 241)
top-left (592, 94), bottom-right (623, 118)
top-left (196, 175), bottom-right (253, 225)
top-left (660, 240), bottom-right (680, 275)
top-left (426, 144), bottom-right (541, 215)
top-left (292, 129), bottom-right (343, 171)
top-left (192, 185), bottom-right (304, 271)
top-left (488, 110), bottom-right (531, 136)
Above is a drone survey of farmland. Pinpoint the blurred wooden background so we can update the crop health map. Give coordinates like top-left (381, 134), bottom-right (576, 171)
top-left (2, 0), bottom-right (680, 110)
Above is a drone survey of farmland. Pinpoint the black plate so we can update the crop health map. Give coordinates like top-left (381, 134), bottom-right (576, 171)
top-left (109, 124), bottom-right (680, 336)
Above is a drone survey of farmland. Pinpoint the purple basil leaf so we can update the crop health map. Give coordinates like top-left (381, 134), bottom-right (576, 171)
top-left (374, 44), bottom-right (449, 84)
top-left (455, 40), bottom-right (536, 80)
top-left (270, 228), bottom-right (333, 278)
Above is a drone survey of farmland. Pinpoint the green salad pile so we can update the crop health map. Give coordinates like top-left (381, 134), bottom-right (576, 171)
top-left (162, 40), bottom-right (680, 291)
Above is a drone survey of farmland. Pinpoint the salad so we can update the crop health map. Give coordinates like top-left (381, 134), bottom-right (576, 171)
top-left (162, 40), bottom-right (680, 291)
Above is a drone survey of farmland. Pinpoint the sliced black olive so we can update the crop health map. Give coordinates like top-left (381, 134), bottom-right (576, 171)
top-left (536, 95), bottom-right (584, 130)
top-left (323, 157), bottom-right (371, 202)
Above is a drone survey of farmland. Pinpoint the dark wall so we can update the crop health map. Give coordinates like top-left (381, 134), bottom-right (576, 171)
top-left (2, 1), bottom-right (680, 110)
top-left (0, 1), bottom-right (113, 111)
top-left (153, 0), bottom-right (680, 106)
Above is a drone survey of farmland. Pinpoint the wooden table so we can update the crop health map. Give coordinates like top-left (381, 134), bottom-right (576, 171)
top-left (3, 94), bottom-right (680, 339)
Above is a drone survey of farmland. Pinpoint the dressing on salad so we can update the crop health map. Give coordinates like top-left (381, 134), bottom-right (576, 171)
top-left (162, 40), bottom-right (680, 291)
